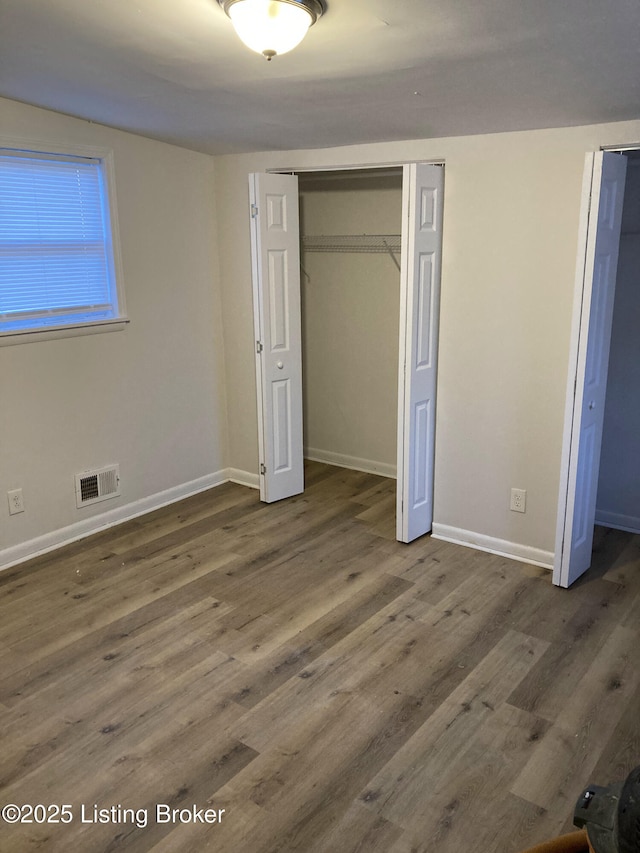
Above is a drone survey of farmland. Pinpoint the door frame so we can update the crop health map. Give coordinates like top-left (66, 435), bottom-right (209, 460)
top-left (553, 146), bottom-right (635, 587)
top-left (264, 158), bottom-right (445, 540)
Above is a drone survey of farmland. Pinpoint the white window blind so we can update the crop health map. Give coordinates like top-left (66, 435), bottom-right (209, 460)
top-left (0, 150), bottom-right (121, 335)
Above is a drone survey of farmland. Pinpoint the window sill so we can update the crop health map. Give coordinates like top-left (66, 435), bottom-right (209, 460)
top-left (0, 318), bottom-right (130, 347)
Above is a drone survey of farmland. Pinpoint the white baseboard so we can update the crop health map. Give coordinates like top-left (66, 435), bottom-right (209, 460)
top-left (2, 473), bottom-right (560, 576)
top-left (431, 523), bottom-right (554, 570)
top-left (594, 510), bottom-right (640, 535)
top-left (304, 447), bottom-right (396, 479)
top-left (0, 468), bottom-right (258, 573)
top-left (227, 468), bottom-right (260, 490)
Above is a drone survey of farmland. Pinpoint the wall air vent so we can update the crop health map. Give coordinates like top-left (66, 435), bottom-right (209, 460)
top-left (75, 465), bottom-right (121, 508)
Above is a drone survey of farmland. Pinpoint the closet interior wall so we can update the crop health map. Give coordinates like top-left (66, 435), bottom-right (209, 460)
top-left (596, 153), bottom-right (640, 532)
top-left (298, 172), bottom-right (402, 478)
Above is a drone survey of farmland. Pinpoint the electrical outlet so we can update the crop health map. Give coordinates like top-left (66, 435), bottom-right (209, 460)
top-left (7, 488), bottom-right (25, 515)
top-left (510, 488), bottom-right (526, 513)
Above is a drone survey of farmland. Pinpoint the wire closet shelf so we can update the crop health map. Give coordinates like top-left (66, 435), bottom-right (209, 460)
top-left (301, 234), bottom-right (401, 254)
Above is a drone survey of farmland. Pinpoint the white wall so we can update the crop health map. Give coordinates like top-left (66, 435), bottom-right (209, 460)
top-left (300, 176), bottom-right (402, 476)
top-left (596, 159), bottom-right (640, 532)
top-left (213, 119), bottom-right (640, 566)
top-left (0, 98), bottom-right (229, 568)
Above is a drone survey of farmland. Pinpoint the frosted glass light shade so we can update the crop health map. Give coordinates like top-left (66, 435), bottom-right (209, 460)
top-left (222, 0), bottom-right (320, 59)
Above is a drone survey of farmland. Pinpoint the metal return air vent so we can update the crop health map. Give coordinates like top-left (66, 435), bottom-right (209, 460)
top-left (75, 465), bottom-right (120, 508)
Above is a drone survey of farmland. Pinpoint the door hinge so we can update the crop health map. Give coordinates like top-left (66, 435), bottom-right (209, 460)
top-left (260, 463), bottom-right (266, 475)
top-left (251, 203), bottom-right (259, 218)
top-left (256, 340), bottom-right (263, 353)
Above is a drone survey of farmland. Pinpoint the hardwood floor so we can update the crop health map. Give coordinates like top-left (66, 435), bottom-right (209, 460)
top-left (1, 461), bottom-right (639, 852)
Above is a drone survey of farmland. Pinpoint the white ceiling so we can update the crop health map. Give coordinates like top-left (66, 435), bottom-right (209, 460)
top-left (1, 0), bottom-right (639, 155)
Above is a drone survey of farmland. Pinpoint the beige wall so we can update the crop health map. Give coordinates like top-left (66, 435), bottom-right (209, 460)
top-left (214, 119), bottom-right (640, 560)
top-left (300, 177), bottom-right (402, 474)
top-left (0, 98), bottom-right (228, 563)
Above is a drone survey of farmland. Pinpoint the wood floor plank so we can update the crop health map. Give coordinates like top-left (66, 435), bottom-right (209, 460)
top-left (2, 547), bottom-right (239, 659)
top-left (588, 677), bottom-right (640, 787)
top-left (381, 704), bottom-right (551, 853)
top-left (355, 492), bottom-right (397, 540)
top-left (210, 686), bottom-right (445, 852)
top-left (226, 572), bottom-right (413, 709)
top-left (308, 801), bottom-right (402, 853)
top-left (359, 630), bottom-right (549, 826)
top-left (507, 577), bottom-right (635, 720)
top-left (510, 623), bottom-right (640, 811)
top-left (393, 538), bottom-right (501, 604)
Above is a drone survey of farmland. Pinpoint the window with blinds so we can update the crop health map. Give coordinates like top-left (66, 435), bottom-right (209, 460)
top-left (0, 148), bottom-right (125, 339)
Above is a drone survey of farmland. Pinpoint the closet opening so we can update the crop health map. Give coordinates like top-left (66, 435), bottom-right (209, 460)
top-left (555, 146), bottom-right (640, 586)
top-left (297, 168), bottom-right (403, 535)
top-left (250, 163), bottom-right (444, 542)
top-left (591, 151), bottom-right (640, 555)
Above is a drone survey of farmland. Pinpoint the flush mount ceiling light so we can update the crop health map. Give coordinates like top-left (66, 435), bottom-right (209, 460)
top-left (218, 0), bottom-right (324, 61)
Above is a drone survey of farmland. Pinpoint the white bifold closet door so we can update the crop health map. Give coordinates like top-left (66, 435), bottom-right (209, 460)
top-left (249, 172), bottom-right (304, 503)
top-left (396, 163), bottom-right (444, 543)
